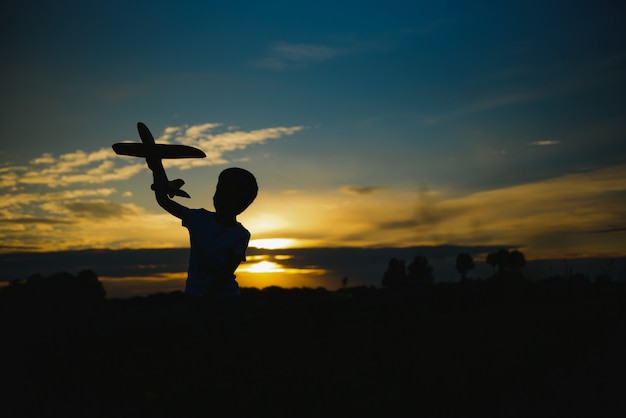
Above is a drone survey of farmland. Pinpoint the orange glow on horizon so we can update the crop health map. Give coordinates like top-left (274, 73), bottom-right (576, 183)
top-left (100, 272), bottom-right (187, 298)
top-left (240, 260), bottom-right (285, 273)
top-left (249, 238), bottom-right (297, 250)
top-left (99, 259), bottom-right (330, 298)
top-left (1, 164), bottom-right (625, 261)
top-left (237, 257), bottom-right (328, 288)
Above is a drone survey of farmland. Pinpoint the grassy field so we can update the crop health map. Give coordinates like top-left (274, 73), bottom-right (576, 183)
top-left (2, 275), bottom-right (626, 417)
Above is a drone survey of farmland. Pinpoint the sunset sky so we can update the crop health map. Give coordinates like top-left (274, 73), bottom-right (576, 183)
top-left (2, 1), bottom-right (625, 294)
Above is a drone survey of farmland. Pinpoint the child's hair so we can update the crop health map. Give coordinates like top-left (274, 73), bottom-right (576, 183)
top-left (216, 167), bottom-right (258, 214)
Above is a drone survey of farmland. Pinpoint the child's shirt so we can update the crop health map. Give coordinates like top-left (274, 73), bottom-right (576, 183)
top-left (181, 208), bottom-right (250, 297)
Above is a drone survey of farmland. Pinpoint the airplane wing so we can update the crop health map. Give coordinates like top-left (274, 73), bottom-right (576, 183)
top-left (112, 143), bottom-right (206, 159)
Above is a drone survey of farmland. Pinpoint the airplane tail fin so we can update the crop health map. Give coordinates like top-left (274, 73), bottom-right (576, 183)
top-left (168, 178), bottom-right (190, 198)
top-left (151, 179), bottom-right (191, 198)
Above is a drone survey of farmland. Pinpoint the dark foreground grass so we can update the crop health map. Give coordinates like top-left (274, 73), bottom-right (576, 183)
top-left (2, 278), bottom-right (626, 417)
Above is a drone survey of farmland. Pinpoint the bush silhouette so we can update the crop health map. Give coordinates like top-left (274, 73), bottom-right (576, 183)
top-left (455, 252), bottom-right (475, 281)
top-left (382, 257), bottom-right (407, 288)
top-left (486, 249), bottom-right (526, 276)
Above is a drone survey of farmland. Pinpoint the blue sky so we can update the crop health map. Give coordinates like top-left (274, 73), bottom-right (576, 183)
top-left (1, 1), bottom-right (625, 292)
top-left (3, 1), bottom-right (623, 186)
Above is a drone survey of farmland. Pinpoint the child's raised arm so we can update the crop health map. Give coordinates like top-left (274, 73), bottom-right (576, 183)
top-left (149, 159), bottom-right (186, 219)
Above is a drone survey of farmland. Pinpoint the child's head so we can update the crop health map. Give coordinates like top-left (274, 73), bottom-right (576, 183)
top-left (213, 167), bottom-right (258, 216)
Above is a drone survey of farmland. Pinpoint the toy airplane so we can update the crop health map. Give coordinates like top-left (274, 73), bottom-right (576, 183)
top-left (112, 122), bottom-right (206, 198)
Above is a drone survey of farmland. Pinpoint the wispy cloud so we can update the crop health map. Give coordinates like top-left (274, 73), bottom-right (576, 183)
top-left (160, 124), bottom-right (305, 169)
top-left (0, 122), bottom-right (304, 190)
top-left (339, 185), bottom-right (385, 195)
top-left (417, 89), bottom-right (551, 125)
top-left (0, 166), bottom-right (24, 188)
top-left (529, 140), bottom-right (560, 146)
top-left (1, 199), bottom-right (185, 253)
top-left (2, 163), bottom-right (625, 257)
top-left (396, 164), bottom-right (626, 257)
top-left (41, 200), bottom-right (140, 219)
top-left (0, 188), bottom-right (116, 210)
top-left (4, 147), bottom-right (138, 188)
top-left (0, 217), bottom-right (74, 225)
top-left (378, 219), bottom-right (419, 230)
top-left (245, 163), bottom-right (626, 258)
top-left (254, 41), bottom-right (356, 70)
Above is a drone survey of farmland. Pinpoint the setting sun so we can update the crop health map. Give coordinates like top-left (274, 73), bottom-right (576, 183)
top-left (236, 257), bottom-right (329, 289)
top-left (249, 238), bottom-right (296, 250)
top-left (240, 260), bottom-right (285, 273)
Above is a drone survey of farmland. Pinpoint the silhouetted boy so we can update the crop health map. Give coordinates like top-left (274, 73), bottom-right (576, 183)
top-left (150, 165), bottom-right (260, 409)
top-left (150, 163), bottom-right (257, 342)
top-left (151, 166), bottom-right (257, 297)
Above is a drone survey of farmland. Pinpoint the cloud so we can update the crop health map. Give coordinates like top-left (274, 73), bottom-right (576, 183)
top-left (0, 244), bottom-right (40, 251)
top-left (339, 185), bottom-right (385, 195)
top-left (256, 164), bottom-right (626, 257)
top-left (0, 202), bottom-right (185, 254)
top-left (31, 153), bottom-right (55, 164)
top-left (183, 123), bottom-right (223, 140)
top-left (11, 147), bottom-right (124, 187)
top-left (584, 226), bottom-right (626, 234)
top-left (3, 136), bottom-right (624, 260)
top-left (159, 124), bottom-right (305, 169)
top-left (41, 200), bottom-right (140, 219)
top-left (408, 164), bottom-right (626, 257)
top-left (0, 217), bottom-right (74, 225)
top-left (0, 188), bottom-right (116, 209)
top-left (418, 88), bottom-right (551, 125)
top-left (0, 121), bottom-right (305, 254)
top-left (53, 162), bottom-right (145, 185)
top-left (254, 42), bottom-right (349, 70)
top-left (0, 122), bottom-right (304, 190)
top-left (529, 140), bottom-right (560, 146)
top-left (0, 167), bottom-right (22, 188)
top-left (378, 219), bottom-right (419, 230)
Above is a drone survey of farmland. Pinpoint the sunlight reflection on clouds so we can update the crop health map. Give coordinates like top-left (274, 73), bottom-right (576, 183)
top-left (1, 123), bottom-right (625, 260)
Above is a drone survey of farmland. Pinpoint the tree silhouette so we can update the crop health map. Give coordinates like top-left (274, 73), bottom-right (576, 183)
top-left (509, 250), bottom-right (526, 272)
top-left (407, 255), bottom-right (434, 286)
top-left (382, 258), bottom-right (407, 288)
top-left (496, 249), bottom-right (512, 272)
top-left (455, 253), bottom-right (475, 281)
top-left (486, 251), bottom-right (498, 274)
top-left (486, 249), bottom-right (526, 276)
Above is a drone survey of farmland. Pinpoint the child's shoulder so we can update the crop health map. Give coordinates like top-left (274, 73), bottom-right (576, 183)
top-left (181, 207), bottom-right (214, 226)
top-left (182, 207), bottom-right (212, 216)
